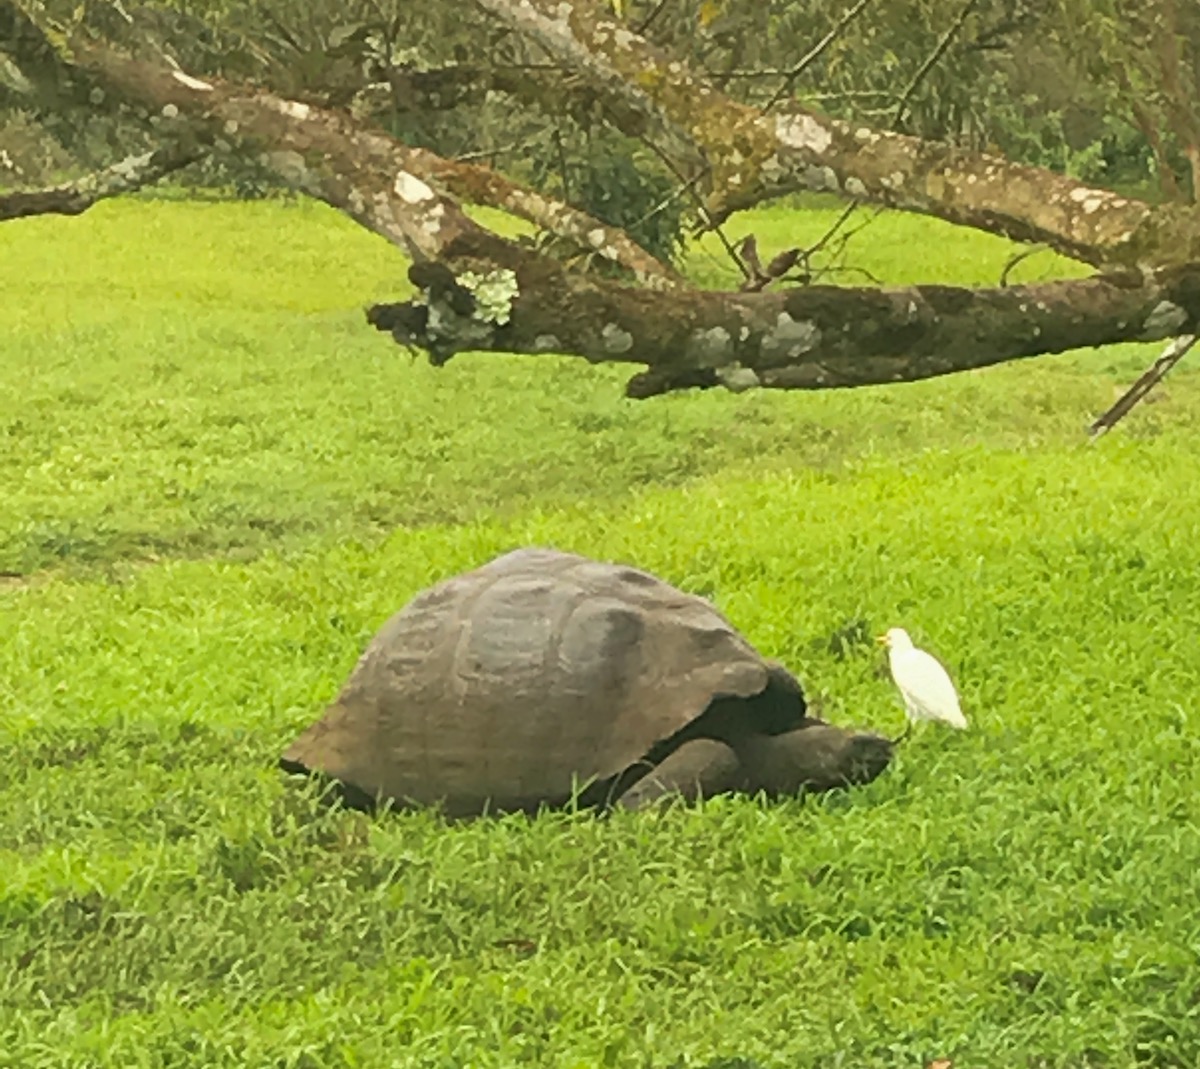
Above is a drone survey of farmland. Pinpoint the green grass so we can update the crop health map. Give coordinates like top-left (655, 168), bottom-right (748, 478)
top-left (2, 196), bottom-right (1200, 1068)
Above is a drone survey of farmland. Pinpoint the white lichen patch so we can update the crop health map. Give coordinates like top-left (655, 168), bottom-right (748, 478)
top-left (760, 312), bottom-right (820, 360)
top-left (775, 113), bottom-right (832, 154)
top-left (814, 166), bottom-right (839, 191)
top-left (601, 323), bottom-right (634, 354)
top-left (685, 326), bottom-right (734, 367)
top-left (760, 156), bottom-right (785, 182)
top-left (716, 364), bottom-right (761, 393)
top-left (1139, 300), bottom-right (1189, 339)
top-left (261, 150), bottom-right (309, 186)
top-left (161, 103), bottom-right (179, 119)
top-left (269, 99), bottom-right (312, 121)
top-left (394, 171), bottom-right (436, 203)
top-left (534, 334), bottom-right (562, 352)
top-left (223, 119), bottom-right (239, 135)
top-left (587, 228), bottom-right (607, 248)
top-left (457, 269), bottom-right (520, 326)
top-left (112, 155), bottom-right (145, 179)
top-left (844, 176), bottom-right (866, 197)
top-left (170, 71), bottom-right (213, 92)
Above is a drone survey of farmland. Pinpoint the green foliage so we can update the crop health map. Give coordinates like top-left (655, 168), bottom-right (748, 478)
top-left (3, 199), bottom-right (1200, 1066)
top-left (522, 131), bottom-right (689, 267)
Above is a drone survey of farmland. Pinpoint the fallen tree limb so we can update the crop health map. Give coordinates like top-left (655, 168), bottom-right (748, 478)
top-left (368, 260), bottom-right (1200, 396)
top-left (0, 140), bottom-right (202, 222)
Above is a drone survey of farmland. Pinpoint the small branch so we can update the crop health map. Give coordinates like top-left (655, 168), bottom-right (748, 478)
top-left (890, 0), bottom-right (980, 131)
top-left (999, 244), bottom-right (1049, 287)
top-left (632, 0), bottom-right (670, 36)
top-left (1088, 334), bottom-right (1198, 439)
top-left (0, 140), bottom-right (203, 222)
top-left (639, 133), bottom-right (748, 281)
top-left (763, 0), bottom-right (876, 114)
top-left (805, 199), bottom-right (863, 260)
top-left (410, 144), bottom-right (684, 289)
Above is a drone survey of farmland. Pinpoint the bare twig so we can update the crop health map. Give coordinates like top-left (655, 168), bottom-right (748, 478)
top-left (553, 126), bottom-right (571, 205)
top-left (627, 168), bottom-right (705, 231)
top-left (806, 199), bottom-right (862, 258)
top-left (891, 0), bottom-right (980, 130)
top-left (637, 132), bottom-right (749, 280)
top-left (632, 0), bottom-right (671, 36)
top-left (999, 244), bottom-right (1049, 287)
top-left (1089, 335), bottom-right (1198, 439)
top-left (763, 0), bottom-right (876, 114)
top-left (454, 136), bottom-right (542, 163)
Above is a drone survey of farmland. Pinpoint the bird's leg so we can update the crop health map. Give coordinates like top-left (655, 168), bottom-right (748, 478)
top-left (890, 720), bottom-right (913, 746)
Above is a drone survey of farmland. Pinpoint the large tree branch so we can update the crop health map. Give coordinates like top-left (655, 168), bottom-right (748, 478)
top-left (406, 147), bottom-right (683, 289)
top-left (475, 0), bottom-right (1200, 270)
top-left (0, 140), bottom-right (201, 221)
top-left (470, 0), bottom-right (708, 179)
top-left (368, 259), bottom-right (1200, 396)
top-left (1, 8), bottom-right (675, 286)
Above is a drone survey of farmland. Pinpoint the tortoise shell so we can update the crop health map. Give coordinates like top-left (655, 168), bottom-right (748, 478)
top-left (280, 547), bottom-right (807, 815)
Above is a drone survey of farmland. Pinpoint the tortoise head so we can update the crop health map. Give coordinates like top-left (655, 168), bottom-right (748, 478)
top-left (735, 722), bottom-right (894, 796)
top-left (835, 730), bottom-right (895, 786)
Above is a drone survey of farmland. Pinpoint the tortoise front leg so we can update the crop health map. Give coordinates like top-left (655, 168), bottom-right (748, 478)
top-left (735, 723), bottom-right (894, 796)
top-left (615, 738), bottom-right (745, 810)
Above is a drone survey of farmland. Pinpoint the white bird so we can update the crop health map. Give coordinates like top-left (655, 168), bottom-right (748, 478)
top-left (877, 627), bottom-right (968, 740)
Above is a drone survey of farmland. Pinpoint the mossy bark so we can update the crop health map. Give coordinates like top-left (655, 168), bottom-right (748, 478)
top-left (370, 261), bottom-right (1200, 395)
top-left (477, 0), bottom-right (1200, 270)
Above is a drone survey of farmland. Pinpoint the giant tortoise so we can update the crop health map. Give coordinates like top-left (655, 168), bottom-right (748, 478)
top-left (280, 548), bottom-right (893, 815)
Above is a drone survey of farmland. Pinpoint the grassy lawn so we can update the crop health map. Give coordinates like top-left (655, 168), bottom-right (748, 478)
top-left (2, 195), bottom-right (1199, 1068)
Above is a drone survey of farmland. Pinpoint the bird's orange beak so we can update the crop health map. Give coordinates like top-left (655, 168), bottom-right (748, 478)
top-left (875, 634), bottom-right (888, 646)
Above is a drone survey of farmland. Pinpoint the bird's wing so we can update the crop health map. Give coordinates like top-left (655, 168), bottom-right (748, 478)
top-left (896, 648), bottom-right (965, 721)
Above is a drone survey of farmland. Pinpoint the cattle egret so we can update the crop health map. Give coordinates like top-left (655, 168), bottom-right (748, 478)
top-left (877, 627), bottom-right (968, 740)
